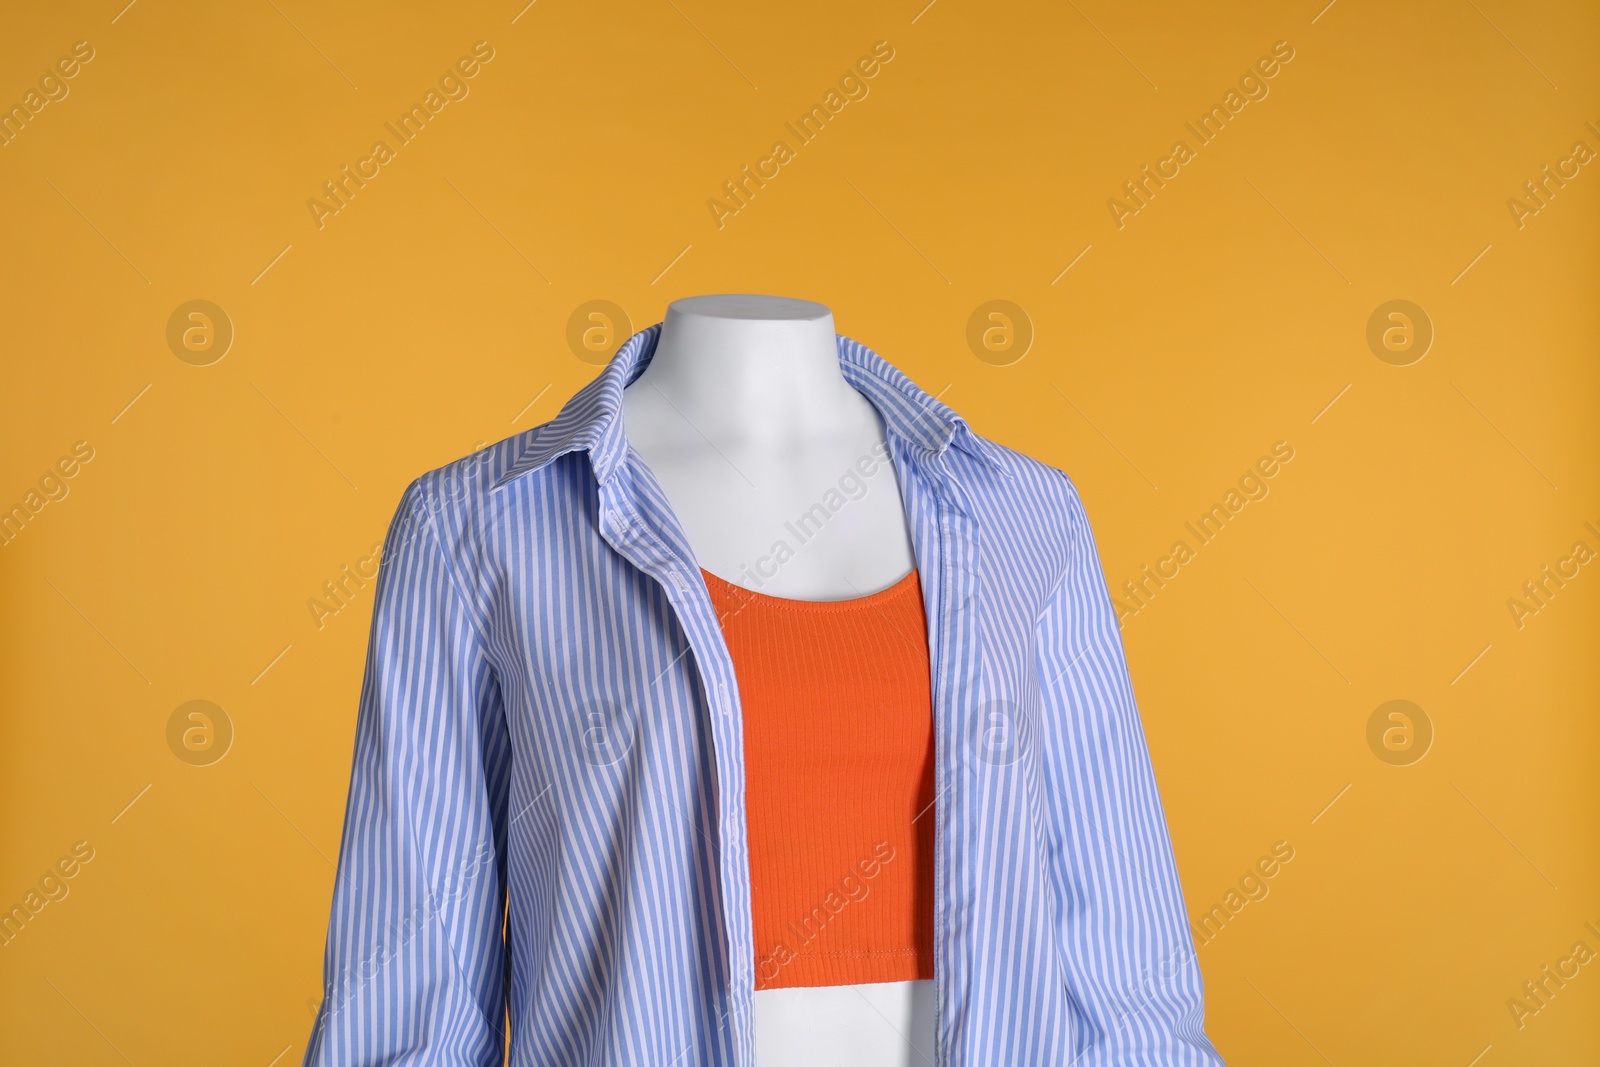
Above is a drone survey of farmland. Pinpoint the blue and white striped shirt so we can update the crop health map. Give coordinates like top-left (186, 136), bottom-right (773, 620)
top-left (303, 323), bottom-right (1224, 1066)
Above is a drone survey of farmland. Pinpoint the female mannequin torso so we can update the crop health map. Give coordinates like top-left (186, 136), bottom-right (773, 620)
top-left (620, 294), bottom-right (935, 1065)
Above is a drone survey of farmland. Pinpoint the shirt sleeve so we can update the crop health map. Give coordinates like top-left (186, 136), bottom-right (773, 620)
top-left (303, 478), bottom-right (512, 1067)
top-left (1035, 474), bottom-right (1225, 1065)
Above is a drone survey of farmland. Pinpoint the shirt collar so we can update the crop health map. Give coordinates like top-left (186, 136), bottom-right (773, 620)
top-left (491, 322), bottom-right (1001, 491)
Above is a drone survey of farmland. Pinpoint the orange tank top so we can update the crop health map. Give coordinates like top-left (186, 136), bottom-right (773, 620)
top-left (701, 567), bottom-right (936, 990)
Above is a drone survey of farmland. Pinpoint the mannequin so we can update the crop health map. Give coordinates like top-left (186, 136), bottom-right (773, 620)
top-left (307, 294), bottom-right (1222, 1065)
top-left (621, 295), bottom-right (936, 1065)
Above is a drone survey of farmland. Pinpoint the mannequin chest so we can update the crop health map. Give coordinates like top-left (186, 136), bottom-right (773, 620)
top-left (620, 415), bottom-right (917, 600)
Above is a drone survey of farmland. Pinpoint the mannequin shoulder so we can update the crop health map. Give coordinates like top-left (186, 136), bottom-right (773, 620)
top-left (392, 429), bottom-right (547, 537)
top-left (956, 434), bottom-right (1082, 508)
top-left (951, 433), bottom-right (1095, 547)
top-left (414, 432), bottom-right (531, 499)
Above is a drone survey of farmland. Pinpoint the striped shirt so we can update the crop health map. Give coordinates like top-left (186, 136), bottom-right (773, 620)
top-left (303, 323), bottom-right (1225, 1066)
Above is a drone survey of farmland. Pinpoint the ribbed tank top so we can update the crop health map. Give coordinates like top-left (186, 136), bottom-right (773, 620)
top-left (700, 566), bottom-right (936, 990)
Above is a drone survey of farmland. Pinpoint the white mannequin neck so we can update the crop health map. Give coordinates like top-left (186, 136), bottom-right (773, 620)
top-left (628, 295), bottom-right (856, 445)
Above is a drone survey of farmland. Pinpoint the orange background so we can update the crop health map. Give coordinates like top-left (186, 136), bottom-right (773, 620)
top-left (2, 1), bottom-right (1597, 1063)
